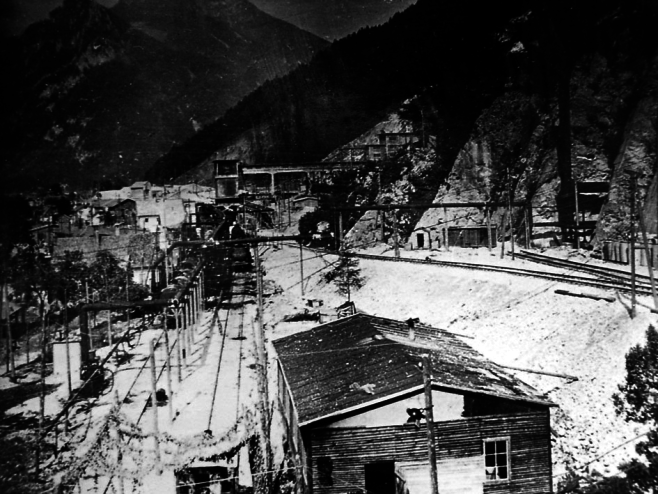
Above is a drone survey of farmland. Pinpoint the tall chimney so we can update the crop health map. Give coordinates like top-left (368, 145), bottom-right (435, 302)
top-left (407, 318), bottom-right (416, 341)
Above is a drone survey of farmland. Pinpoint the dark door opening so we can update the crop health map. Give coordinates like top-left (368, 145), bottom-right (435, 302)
top-left (365, 461), bottom-right (395, 494)
top-left (416, 233), bottom-right (425, 249)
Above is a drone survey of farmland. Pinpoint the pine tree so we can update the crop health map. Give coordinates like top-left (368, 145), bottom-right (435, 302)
top-left (611, 325), bottom-right (658, 492)
top-left (323, 256), bottom-right (364, 301)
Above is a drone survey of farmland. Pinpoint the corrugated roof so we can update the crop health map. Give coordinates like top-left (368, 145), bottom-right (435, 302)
top-left (273, 314), bottom-right (554, 426)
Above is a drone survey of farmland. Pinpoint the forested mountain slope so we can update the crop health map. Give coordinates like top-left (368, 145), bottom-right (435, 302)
top-left (1, 0), bottom-right (327, 191)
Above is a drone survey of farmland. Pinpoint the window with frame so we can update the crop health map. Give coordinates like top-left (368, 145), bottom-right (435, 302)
top-left (484, 438), bottom-right (510, 481)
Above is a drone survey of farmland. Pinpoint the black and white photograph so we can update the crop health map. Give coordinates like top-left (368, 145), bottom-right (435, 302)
top-left (1, 1), bottom-right (658, 493)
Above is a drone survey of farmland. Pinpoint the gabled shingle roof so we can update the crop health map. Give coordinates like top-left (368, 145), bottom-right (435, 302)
top-left (273, 314), bottom-right (554, 426)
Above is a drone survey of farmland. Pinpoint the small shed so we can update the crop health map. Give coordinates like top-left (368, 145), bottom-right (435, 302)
top-left (448, 226), bottom-right (496, 249)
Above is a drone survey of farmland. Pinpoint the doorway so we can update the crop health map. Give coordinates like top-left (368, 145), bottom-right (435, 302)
top-left (365, 461), bottom-right (396, 494)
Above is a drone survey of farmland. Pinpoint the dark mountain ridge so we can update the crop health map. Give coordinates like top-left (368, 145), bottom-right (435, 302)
top-left (146, 0), bottom-right (528, 183)
top-left (246, 0), bottom-right (417, 40)
top-left (1, 0), bottom-right (328, 191)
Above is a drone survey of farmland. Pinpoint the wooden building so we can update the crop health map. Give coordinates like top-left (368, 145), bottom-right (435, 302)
top-left (130, 181), bottom-right (152, 200)
top-left (90, 198), bottom-right (137, 226)
top-left (447, 226), bottom-right (496, 249)
top-left (274, 314), bottom-right (555, 494)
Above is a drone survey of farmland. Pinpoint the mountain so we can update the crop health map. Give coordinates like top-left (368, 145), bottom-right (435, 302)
top-left (148, 0), bottom-right (658, 243)
top-left (0, 0), bottom-right (328, 191)
top-left (146, 0), bottom-right (528, 182)
top-left (246, 0), bottom-right (417, 40)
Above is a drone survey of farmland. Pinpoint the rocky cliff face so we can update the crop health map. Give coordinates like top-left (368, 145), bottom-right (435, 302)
top-left (354, 4), bottom-right (658, 248)
top-left (0, 0), bottom-right (327, 191)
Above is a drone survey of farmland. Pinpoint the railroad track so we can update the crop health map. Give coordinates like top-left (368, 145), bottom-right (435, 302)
top-left (514, 250), bottom-right (655, 288)
top-left (347, 252), bottom-right (656, 296)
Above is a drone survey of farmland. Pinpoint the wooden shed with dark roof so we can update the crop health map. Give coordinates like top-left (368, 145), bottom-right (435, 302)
top-left (273, 313), bottom-right (556, 494)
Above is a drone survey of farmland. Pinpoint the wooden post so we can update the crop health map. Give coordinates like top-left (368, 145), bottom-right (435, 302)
top-left (507, 172), bottom-right (515, 261)
top-left (338, 212), bottom-right (344, 252)
top-left (443, 207), bottom-right (450, 252)
top-left (381, 210), bottom-right (385, 244)
top-left (126, 267), bottom-right (131, 335)
top-left (149, 339), bottom-right (161, 462)
top-left (176, 308), bottom-right (182, 382)
top-left (65, 308), bottom-right (71, 396)
top-left (299, 243), bottom-right (305, 297)
top-left (393, 209), bottom-right (400, 259)
top-left (5, 284), bottom-right (15, 380)
top-left (630, 174), bottom-right (637, 318)
top-left (190, 283), bottom-right (196, 329)
top-left (63, 291), bottom-right (71, 433)
top-left (200, 272), bottom-right (205, 311)
top-left (574, 178), bottom-right (581, 249)
top-left (24, 306), bottom-right (29, 366)
top-left (196, 282), bottom-right (200, 319)
top-left (36, 304), bottom-right (46, 475)
top-left (107, 310), bottom-right (112, 347)
top-left (524, 206), bottom-right (530, 249)
top-left (253, 246), bottom-right (273, 488)
top-left (163, 321), bottom-right (173, 423)
top-left (500, 209), bottom-right (506, 259)
top-left (639, 209), bottom-right (658, 309)
top-left (486, 207), bottom-right (492, 252)
top-left (422, 355), bottom-right (440, 494)
top-left (187, 297), bottom-right (194, 346)
top-left (181, 307), bottom-right (187, 368)
top-left (164, 241), bottom-right (169, 287)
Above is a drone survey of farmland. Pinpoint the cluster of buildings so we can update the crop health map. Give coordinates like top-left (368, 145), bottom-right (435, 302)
top-left (32, 182), bottom-right (214, 254)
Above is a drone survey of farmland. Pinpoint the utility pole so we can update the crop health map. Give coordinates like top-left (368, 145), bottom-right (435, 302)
top-left (422, 355), bottom-right (440, 494)
top-left (64, 289), bottom-right (71, 432)
top-left (443, 206), bottom-right (449, 252)
top-left (163, 320), bottom-right (173, 423)
top-left (5, 284), bottom-right (15, 380)
top-left (574, 178), bottom-right (581, 250)
top-left (486, 206), bottom-right (492, 252)
top-left (524, 207), bottom-right (530, 250)
top-left (36, 300), bottom-right (46, 476)
top-left (639, 209), bottom-right (658, 310)
top-left (338, 212), bottom-right (344, 252)
top-left (393, 209), bottom-right (400, 259)
top-left (627, 170), bottom-right (638, 318)
top-left (164, 242), bottom-right (170, 287)
top-left (507, 168), bottom-right (515, 261)
top-left (149, 339), bottom-right (161, 463)
top-left (299, 243), bottom-right (305, 297)
top-left (500, 209), bottom-right (506, 260)
top-left (126, 265), bottom-right (131, 331)
top-left (175, 308), bottom-right (182, 383)
top-left (253, 245), bottom-right (273, 487)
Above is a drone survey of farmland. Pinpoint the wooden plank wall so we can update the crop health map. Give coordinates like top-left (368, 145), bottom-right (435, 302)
top-left (308, 411), bottom-right (551, 494)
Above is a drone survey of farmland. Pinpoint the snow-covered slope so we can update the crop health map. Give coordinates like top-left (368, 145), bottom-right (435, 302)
top-left (262, 241), bottom-right (655, 483)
